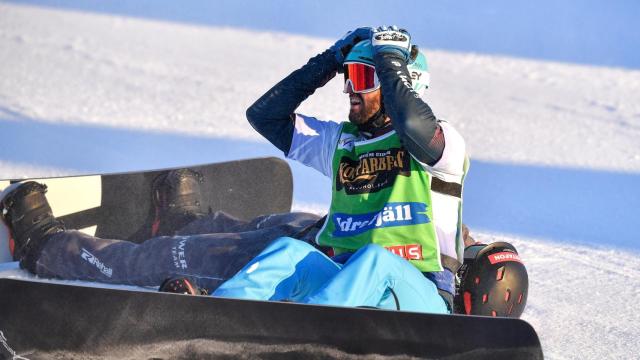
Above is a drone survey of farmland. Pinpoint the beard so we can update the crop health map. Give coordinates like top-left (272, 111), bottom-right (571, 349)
top-left (348, 93), bottom-right (382, 125)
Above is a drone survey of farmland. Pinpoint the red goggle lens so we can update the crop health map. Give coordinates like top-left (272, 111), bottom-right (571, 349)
top-left (343, 63), bottom-right (378, 93)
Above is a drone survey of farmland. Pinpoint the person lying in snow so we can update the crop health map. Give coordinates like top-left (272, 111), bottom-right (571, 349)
top-left (0, 26), bottom-right (527, 317)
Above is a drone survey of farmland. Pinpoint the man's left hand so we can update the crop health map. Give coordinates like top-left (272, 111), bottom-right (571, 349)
top-left (371, 25), bottom-right (412, 62)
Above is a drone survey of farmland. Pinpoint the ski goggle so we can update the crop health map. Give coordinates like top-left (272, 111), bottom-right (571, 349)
top-left (343, 62), bottom-right (380, 94)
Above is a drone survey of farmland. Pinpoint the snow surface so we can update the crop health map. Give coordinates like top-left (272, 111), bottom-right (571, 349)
top-left (1, 3), bottom-right (639, 359)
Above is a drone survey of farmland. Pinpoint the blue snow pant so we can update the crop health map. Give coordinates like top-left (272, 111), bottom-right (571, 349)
top-left (213, 237), bottom-right (449, 314)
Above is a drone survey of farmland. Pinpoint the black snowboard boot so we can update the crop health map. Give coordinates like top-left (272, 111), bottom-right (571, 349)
top-left (159, 276), bottom-right (208, 295)
top-left (0, 181), bottom-right (65, 270)
top-left (151, 169), bottom-right (205, 236)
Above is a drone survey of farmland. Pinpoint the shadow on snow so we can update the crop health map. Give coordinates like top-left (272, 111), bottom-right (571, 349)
top-left (1, 116), bottom-right (638, 251)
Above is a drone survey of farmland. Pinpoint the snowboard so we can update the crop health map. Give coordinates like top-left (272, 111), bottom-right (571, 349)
top-left (0, 278), bottom-right (543, 359)
top-left (0, 157), bottom-right (293, 263)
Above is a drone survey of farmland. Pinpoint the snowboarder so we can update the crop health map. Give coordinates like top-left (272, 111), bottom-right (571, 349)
top-left (208, 25), bottom-right (468, 314)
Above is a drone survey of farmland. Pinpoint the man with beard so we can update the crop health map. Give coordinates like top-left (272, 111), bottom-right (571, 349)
top-left (212, 26), bottom-right (468, 314)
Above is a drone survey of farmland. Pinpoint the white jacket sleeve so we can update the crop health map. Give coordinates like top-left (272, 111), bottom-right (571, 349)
top-left (286, 114), bottom-right (342, 178)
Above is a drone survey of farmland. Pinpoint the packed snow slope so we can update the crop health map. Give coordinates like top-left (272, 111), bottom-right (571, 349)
top-left (9, 0), bottom-right (640, 69)
top-left (1, 3), bottom-right (640, 360)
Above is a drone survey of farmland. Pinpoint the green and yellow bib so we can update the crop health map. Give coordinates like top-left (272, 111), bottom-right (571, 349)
top-left (316, 123), bottom-right (442, 272)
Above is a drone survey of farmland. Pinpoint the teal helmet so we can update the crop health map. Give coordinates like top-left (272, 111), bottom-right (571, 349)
top-left (344, 39), bottom-right (376, 66)
top-left (343, 39), bottom-right (430, 97)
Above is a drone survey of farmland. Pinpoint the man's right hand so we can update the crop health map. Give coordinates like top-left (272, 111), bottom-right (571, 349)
top-left (329, 27), bottom-right (372, 71)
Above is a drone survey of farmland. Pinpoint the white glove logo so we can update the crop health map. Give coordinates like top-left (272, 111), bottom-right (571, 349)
top-left (374, 32), bottom-right (408, 42)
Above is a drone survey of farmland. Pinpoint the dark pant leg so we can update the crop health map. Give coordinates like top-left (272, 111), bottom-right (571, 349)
top-left (33, 212), bottom-right (322, 291)
top-left (177, 211), bottom-right (322, 237)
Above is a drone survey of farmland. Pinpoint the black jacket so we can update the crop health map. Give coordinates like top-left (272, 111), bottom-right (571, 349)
top-left (246, 49), bottom-right (444, 165)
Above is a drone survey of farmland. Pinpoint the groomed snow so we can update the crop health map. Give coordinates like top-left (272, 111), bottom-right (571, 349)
top-left (1, 3), bottom-right (639, 359)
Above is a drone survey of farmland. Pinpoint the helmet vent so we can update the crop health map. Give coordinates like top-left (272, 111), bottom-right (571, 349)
top-left (463, 291), bottom-right (473, 315)
top-left (518, 293), bottom-right (524, 304)
top-left (474, 276), bottom-right (480, 285)
top-left (491, 310), bottom-right (497, 317)
top-left (496, 266), bottom-right (505, 281)
top-left (504, 289), bottom-right (511, 302)
top-left (482, 293), bottom-right (489, 304)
